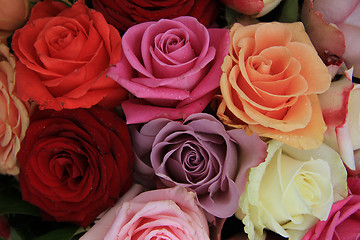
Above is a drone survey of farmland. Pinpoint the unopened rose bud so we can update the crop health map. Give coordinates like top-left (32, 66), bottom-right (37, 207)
top-left (221, 0), bottom-right (282, 17)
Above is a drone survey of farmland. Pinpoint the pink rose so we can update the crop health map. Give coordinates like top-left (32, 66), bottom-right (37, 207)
top-left (220, 0), bottom-right (282, 17)
top-left (319, 68), bottom-right (360, 173)
top-left (301, 0), bottom-right (360, 77)
top-left (107, 16), bottom-right (229, 124)
top-left (80, 185), bottom-right (211, 240)
top-left (302, 175), bottom-right (360, 240)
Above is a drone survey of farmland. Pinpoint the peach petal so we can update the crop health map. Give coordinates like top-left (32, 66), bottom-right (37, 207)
top-left (220, 60), bottom-right (257, 124)
top-left (229, 64), bottom-right (306, 111)
top-left (285, 22), bottom-right (316, 46)
top-left (247, 57), bottom-right (302, 83)
top-left (231, 36), bottom-right (255, 65)
top-left (250, 95), bottom-right (327, 149)
top-left (257, 46), bottom-right (292, 75)
top-left (215, 98), bottom-right (246, 129)
top-left (230, 23), bottom-right (258, 60)
top-left (253, 74), bottom-right (308, 98)
top-left (246, 55), bottom-right (272, 76)
top-left (286, 42), bottom-right (331, 94)
top-left (254, 23), bottom-right (292, 54)
top-left (242, 95), bottom-right (312, 132)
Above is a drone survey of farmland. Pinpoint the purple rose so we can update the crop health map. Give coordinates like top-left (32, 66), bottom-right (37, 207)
top-left (130, 113), bottom-right (266, 219)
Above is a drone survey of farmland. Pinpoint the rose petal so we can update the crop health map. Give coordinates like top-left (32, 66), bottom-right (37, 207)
top-left (250, 95), bottom-right (327, 150)
top-left (122, 87), bottom-right (213, 123)
top-left (301, 0), bottom-right (346, 62)
top-left (312, 0), bottom-right (360, 24)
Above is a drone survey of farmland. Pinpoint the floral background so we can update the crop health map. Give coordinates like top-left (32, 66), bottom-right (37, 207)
top-left (0, 0), bottom-right (359, 239)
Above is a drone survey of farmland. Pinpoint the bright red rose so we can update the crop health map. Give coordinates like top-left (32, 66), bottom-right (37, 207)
top-left (18, 107), bottom-right (134, 227)
top-left (91, 0), bottom-right (220, 32)
top-left (12, 0), bottom-right (127, 110)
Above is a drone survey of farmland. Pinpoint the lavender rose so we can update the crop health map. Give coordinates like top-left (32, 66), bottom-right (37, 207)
top-left (130, 113), bottom-right (266, 219)
top-left (107, 16), bottom-right (229, 124)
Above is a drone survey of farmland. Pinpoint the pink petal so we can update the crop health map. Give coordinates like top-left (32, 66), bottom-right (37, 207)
top-left (80, 184), bottom-right (144, 240)
top-left (121, 91), bottom-right (215, 124)
top-left (221, 0), bottom-right (264, 15)
top-left (312, 0), bottom-right (360, 24)
top-left (301, 0), bottom-right (346, 63)
top-left (338, 23), bottom-right (360, 77)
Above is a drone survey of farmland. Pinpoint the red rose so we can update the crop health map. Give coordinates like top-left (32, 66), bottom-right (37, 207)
top-left (91, 0), bottom-right (220, 32)
top-left (12, 0), bottom-right (127, 110)
top-left (18, 107), bottom-right (134, 227)
top-left (0, 216), bottom-right (10, 240)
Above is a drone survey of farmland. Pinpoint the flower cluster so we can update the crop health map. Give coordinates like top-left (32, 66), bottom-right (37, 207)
top-left (0, 0), bottom-right (359, 240)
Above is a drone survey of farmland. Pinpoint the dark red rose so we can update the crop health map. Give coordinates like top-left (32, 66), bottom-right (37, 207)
top-left (0, 216), bottom-right (10, 239)
top-left (17, 107), bottom-right (134, 227)
top-left (91, 0), bottom-right (220, 32)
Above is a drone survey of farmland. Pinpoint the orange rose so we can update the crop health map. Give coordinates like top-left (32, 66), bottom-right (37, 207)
top-left (0, 44), bottom-right (30, 175)
top-left (216, 22), bottom-right (331, 149)
top-left (12, 0), bottom-right (127, 110)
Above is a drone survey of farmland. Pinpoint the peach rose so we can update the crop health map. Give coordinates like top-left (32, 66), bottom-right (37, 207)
top-left (0, 44), bottom-right (30, 175)
top-left (0, 0), bottom-right (29, 40)
top-left (216, 22), bottom-right (331, 150)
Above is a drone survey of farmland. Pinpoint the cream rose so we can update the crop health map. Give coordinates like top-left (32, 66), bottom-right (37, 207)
top-left (0, 44), bottom-right (30, 175)
top-left (237, 140), bottom-right (348, 240)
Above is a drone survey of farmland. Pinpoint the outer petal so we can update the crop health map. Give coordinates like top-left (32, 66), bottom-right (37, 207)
top-left (301, 0), bottom-right (346, 64)
top-left (251, 95), bottom-right (327, 150)
top-left (80, 184), bottom-right (144, 240)
top-left (221, 0), bottom-right (264, 15)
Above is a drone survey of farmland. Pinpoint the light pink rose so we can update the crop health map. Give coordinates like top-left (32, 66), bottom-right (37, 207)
top-left (301, 0), bottom-right (360, 78)
top-left (80, 185), bottom-right (211, 240)
top-left (107, 16), bottom-right (229, 124)
top-left (0, 44), bottom-right (30, 175)
top-left (319, 68), bottom-right (360, 173)
top-left (302, 175), bottom-right (360, 240)
top-left (220, 0), bottom-right (282, 17)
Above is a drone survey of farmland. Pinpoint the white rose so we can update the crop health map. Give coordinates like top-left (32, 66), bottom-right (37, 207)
top-left (237, 140), bottom-right (348, 240)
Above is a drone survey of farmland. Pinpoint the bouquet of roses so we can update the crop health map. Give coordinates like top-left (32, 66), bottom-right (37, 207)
top-left (0, 0), bottom-right (359, 239)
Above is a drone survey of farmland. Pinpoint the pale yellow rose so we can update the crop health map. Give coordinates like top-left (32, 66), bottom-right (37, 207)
top-left (237, 140), bottom-right (348, 240)
top-left (0, 44), bottom-right (30, 175)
